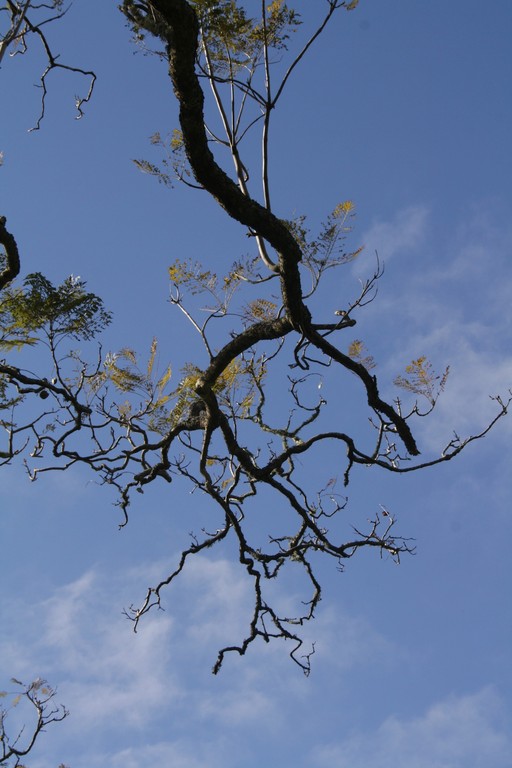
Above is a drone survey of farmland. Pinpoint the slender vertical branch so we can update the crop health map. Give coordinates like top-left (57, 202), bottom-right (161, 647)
top-left (260, 0), bottom-right (272, 211)
top-left (199, 17), bottom-right (278, 271)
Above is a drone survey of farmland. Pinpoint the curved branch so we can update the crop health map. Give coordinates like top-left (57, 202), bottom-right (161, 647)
top-left (130, 2), bottom-right (419, 456)
top-left (0, 678), bottom-right (68, 764)
top-left (0, 216), bottom-right (21, 290)
top-left (144, 1), bottom-right (308, 320)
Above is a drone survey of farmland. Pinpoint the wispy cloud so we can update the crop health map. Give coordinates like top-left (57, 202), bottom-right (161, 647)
top-left (353, 203), bottom-right (512, 451)
top-left (101, 742), bottom-right (215, 768)
top-left (32, 741), bottom-right (219, 768)
top-left (3, 527), bottom-right (511, 768)
top-left (38, 569), bottom-right (179, 730)
top-left (311, 687), bottom-right (512, 768)
top-left (354, 205), bottom-right (429, 276)
top-left (1, 556), bottom-right (398, 767)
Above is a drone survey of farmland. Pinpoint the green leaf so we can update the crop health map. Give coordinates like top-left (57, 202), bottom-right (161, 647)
top-left (0, 272), bottom-right (111, 348)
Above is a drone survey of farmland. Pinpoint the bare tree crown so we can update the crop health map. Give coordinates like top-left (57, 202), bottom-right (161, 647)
top-left (1, 0), bottom-right (509, 677)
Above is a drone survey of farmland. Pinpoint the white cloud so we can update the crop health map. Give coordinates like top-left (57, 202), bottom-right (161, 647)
top-left (354, 205), bottom-right (429, 276)
top-left (31, 741), bottom-right (215, 768)
top-left (105, 742), bottom-right (213, 768)
top-left (33, 568), bottom-right (179, 731)
top-left (358, 204), bottom-right (512, 452)
top-left (1, 554), bottom-right (398, 758)
top-left (311, 687), bottom-right (511, 768)
top-left (383, 311), bottom-right (512, 452)
top-left (4, 552), bottom-right (510, 768)
top-left (178, 555), bottom-right (255, 646)
top-left (296, 603), bottom-right (394, 672)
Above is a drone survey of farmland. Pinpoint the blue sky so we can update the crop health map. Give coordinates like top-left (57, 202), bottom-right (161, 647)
top-left (1, 1), bottom-right (512, 766)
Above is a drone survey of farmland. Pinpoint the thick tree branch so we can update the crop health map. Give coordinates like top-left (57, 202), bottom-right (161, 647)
top-left (0, 216), bottom-right (20, 290)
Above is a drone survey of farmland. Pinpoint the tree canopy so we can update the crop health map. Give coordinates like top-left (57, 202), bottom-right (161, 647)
top-left (1, 0), bottom-right (509, 688)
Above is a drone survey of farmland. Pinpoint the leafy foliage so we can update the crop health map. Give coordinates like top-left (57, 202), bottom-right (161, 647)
top-left (169, 258), bottom-right (220, 295)
top-left (90, 339), bottom-right (173, 433)
top-left (244, 297), bottom-right (277, 321)
top-left (347, 339), bottom-right (375, 371)
top-left (193, 0), bottom-right (301, 73)
top-left (394, 356), bottom-right (449, 405)
top-left (0, 273), bottom-right (111, 349)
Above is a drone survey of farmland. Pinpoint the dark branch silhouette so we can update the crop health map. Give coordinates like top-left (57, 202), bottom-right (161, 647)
top-left (1, 0), bottom-right (509, 674)
top-left (0, 0), bottom-right (96, 130)
top-left (0, 678), bottom-right (68, 767)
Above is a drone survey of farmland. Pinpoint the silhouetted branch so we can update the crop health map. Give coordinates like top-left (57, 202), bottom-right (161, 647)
top-left (1, 1), bottom-right (508, 673)
top-left (0, 677), bottom-right (68, 766)
top-left (0, 0), bottom-right (96, 129)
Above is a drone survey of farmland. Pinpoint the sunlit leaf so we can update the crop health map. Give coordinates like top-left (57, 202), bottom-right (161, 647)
top-left (348, 339), bottom-right (375, 371)
top-left (394, 357), bottom-right (449, 404)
